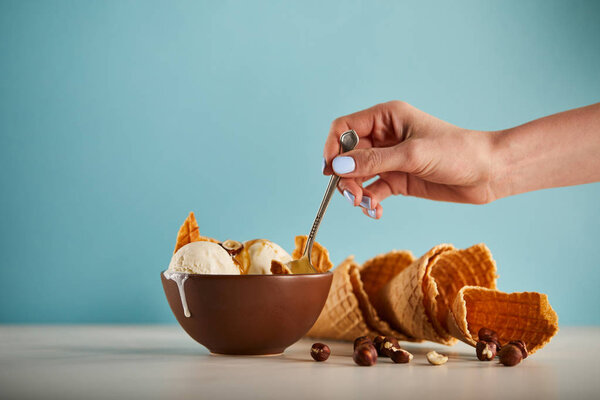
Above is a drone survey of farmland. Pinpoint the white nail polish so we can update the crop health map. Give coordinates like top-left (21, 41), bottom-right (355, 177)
top-left (367, 208), bottom-right (377, 219)
top-left (360, 196), bottom-right (372, 209)
top-left (332, 156), bottom-right (355, 174)
top-left (343, 190), bottom-right (355, 205)
top-left (321, 158), bottom-right (326, 173)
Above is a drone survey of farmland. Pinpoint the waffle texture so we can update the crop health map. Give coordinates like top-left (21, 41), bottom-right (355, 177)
top-left (307, 257), bottom-right (377, 340)
top-left (374, 244), bottom-right (456, 344)
top-left (359, 250), bottom-right (415, 300)
top-left (292, 235), bottom-right (334, 273)
top-left (447, 286), bottom-right (559, 354)
top-left (174, 212), bottom-right (216, 253)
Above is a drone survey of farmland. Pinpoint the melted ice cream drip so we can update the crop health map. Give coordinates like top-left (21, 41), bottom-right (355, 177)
top-left (163, 271), bottom-right (191, 317)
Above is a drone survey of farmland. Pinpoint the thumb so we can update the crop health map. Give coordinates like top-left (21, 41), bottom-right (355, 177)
top-left (331, 142), bottom-right (420, 178)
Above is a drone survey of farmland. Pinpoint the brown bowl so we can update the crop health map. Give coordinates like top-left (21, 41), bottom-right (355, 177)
top-left (161, 271), bottom-right (333, 355)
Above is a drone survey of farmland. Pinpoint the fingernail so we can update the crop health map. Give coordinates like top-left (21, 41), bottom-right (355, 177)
top-left (367, 208), bottom-right (377, 219)
top-left (321, 158), bottom-right (326, 173)
top-left (343, 190), bottom-right (355, 205)
top-left (332, 156), bottom-right (355, 174)
top-left (359, 196), bottom-right (372, 209)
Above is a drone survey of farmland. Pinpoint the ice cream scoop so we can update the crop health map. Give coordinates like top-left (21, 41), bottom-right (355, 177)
top-left (235, 239), bottom-right (292, 274)
top-left (168, 241), bottom-right (240, 275)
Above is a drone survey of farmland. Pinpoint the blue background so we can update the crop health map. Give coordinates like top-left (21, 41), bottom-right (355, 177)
top-left (1, 0), bottom-right (599, 324)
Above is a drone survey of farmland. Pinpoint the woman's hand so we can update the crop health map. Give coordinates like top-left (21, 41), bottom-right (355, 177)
top-left (323, 101), bottom-right (498, 219)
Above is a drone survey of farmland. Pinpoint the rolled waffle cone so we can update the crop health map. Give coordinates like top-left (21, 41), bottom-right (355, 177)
top-left (173, 212), bottom-right (218, 254)
top-left (359, 250), bottom-right (415, 300)
top-left (374, 244), bottom-right (457, 344)
top-left (427, 244), bottom-right (498, 340)
top-left (447, 286), bottom-right (558, 355)
top-left (349, 263), bottom-right (416, 341)
top-left (307, 257), bottom-right (378, 340)
top-left (292, 235), bottom-right (334, 273)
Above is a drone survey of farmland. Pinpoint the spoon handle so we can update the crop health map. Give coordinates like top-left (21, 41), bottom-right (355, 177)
top-left (304, 130), bottom-right (359, 260)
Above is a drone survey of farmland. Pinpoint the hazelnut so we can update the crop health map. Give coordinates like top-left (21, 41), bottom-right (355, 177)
top-left (477, 327), bottom-right (499, 344)
top-left (373, 335), bottom-right (386, 355)
top-left (353, 344), bottom-right (377, 366)
top-left (380, 337), bottom-right (401, 357)
top-left (476, 340), bottom-right (497, 361)
top-left (498, 344), bottom-right (523, 366)
top-left (508, 340), bottom-right (528, 359)
top-left (221, 240), bottom-right (243, 256)
top-left (426, 351), bottom-right (448, 365)
top-left (353, 336), bottom-right (372, 350)
top-left (310, 343), bottom-right (330, 361)
top-left (390, 348), bottom-right (413, 364)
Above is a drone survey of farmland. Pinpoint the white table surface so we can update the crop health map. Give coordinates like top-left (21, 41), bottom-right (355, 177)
top-left (0, 325), bottom-right (598, 399)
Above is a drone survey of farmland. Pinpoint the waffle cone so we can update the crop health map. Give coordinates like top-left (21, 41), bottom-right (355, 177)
top-left (447, 286), bottom-right (558, 354)
top-left (307, 257), bottom-right (377, 341)
top-left (292, 235), bottom-right (334, 273)
top-left (174, 212), bottom-right (200, 253)
top-left (359, 250), bottom-right (415, 300)
top-left (427, 244), bottom-right (498, 339)
top-left (349, 263), bottom-right (416, 341)
top-left (173, 212), bottom-right (219, 254)
top-left (374, 244), bottom-right (455, 343)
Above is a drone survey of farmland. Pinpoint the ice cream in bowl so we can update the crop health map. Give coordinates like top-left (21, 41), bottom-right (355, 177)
top-left (161, 212), bottom-right (334, 355)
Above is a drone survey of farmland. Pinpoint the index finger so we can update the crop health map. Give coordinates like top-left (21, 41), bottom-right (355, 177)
top-left (323, 102), bottom-right (398, 174)
top-left (323, 106), bottom-right (377, 168)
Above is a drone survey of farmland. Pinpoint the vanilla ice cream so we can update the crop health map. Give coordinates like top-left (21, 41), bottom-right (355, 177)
top-left (243, 239), bottom-right (292, 274)
top-left (168, 241), bottom-right (240, 274)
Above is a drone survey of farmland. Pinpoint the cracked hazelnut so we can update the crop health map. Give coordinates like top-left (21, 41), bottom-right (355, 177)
top-left (310, 343), bottom-right (330, 361)
top-left (426, 351), bottom-right (448, 365)
top-left (476, 340), bottom-right (497, 361)
top-left (508, 340), bottom-right (528, 359)
top-left (499, 344), bottom-right (523, 366)
top-left (353, 336), bottom-right (372, 350)
top-left (380, 337), bottom-right (401, 357)
top-left (390, 348), bottom-right (413, 364)
top-left (221, 240), bottom-right (243, 256)
top-left (353, 344), bottom-right (377, 366)
top-left (373, 335), bottom-right (386, 355)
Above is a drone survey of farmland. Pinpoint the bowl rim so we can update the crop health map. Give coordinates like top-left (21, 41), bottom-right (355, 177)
top-left (161, 270), bottom-right (333, 279)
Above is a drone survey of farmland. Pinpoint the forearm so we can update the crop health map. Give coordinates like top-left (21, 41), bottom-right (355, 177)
top-left (491, 103), bottom-right (600, 199)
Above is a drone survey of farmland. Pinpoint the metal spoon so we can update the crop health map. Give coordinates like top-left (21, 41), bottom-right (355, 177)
top-left (287, 130), bottom-right (360, 274)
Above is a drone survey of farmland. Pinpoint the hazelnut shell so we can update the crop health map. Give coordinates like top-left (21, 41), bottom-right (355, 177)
top-left (380, 337), bottom-right (400, 357)
top-left (353, 336), bottom-right (372, 350)
top-left (353, 344), bottom-right (377, 366)
top-left (220, 239), bottom-right (243, 256)
top-left (498, 344), bottom-right (523, 366)
top-left (373, 335), bottom-right (386, 355)
top-left (476, 340), bottom-right (497, 361)
top-left (390, 348), bottom-right (413, 364)
top-left (508, 340), bottom-right (528, 359)
top-left (477, 327), bottom-right (499, 343)
top-left (310, 343), bottom-right (330, 362)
